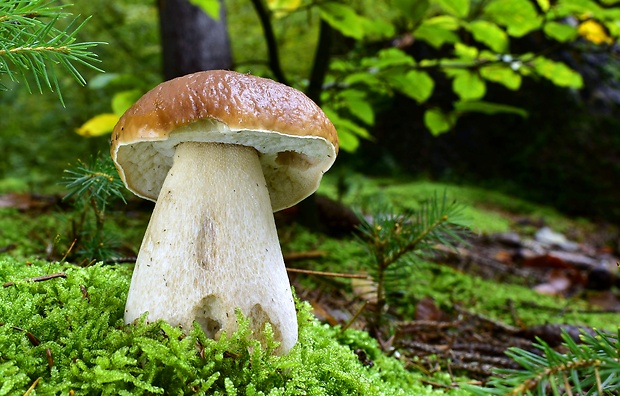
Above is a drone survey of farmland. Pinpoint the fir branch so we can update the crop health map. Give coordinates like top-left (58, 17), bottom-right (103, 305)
top-left (465, 329), bottom-right (620, 395)
top-left (0, 0), bottom-right (102, 103)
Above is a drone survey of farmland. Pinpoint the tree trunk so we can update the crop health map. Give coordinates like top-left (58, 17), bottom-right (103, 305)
top-left (158, 0), bottom-right (232, 80)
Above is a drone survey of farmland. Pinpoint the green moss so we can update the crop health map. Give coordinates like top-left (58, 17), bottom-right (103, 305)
top-left (0, 258), bottom-right (465, 395)
top-left (317, 176), bottom-right (590, 234)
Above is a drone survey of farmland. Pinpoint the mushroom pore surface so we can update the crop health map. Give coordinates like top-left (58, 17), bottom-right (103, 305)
top-left (123, 141), bottom-right (298, 354)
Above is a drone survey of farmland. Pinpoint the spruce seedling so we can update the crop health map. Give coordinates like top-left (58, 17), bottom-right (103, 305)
top-left (63, 154), bottom-right (125, 262)
top-left (356, 192), bottom-right (469, 332)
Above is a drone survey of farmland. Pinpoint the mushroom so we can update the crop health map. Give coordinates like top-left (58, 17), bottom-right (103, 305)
top-left (110, 70), bottom-right (338, 354)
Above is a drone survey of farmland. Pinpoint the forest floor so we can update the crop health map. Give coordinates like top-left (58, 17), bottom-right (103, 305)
top-left (1, 176), bottom-right (619, 392)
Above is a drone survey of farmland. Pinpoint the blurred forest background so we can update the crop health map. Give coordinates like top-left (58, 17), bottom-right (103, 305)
top-left (1, 0), bottom-right (620, 223)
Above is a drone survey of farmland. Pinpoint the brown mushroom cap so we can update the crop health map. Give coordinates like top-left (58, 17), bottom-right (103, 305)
top-left (111, 70), bottom-right (339, 211)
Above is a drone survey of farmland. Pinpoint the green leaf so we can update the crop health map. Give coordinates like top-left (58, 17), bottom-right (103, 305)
top-left (393, 0), bottom-right (429, 25)
top-left (414, 25), bottom-right (460, 48)
top-left (451, 70), bottom-right (486, 100)
top-left (385, 70), bottom-right (435, 103)
top-left (188, 0), bottom-right (221, 20)
top-left (338, 89), bottom-right (375, 125)
top-left (543, 21), bottom-right (578, 42)
top-left (111, 89), bottom-right (143, 116)
top-left (343, 72), bottom-right (384, 90)
top-left (318, 2), bottom-right (365, 39)
top-left (533, 57), bottom-right (584, 88)
top-left (421, 15), bottom-right (460, 30)
top-left (454, 100), bottom-right (528, 117)
top-left (454, 43), bottom-right (478, 60)
top-left (536, 0), bottom-right (551, 11)
top-left (361, 18), bottom-right (396, 40)
top-left (414, 15), bottom-right (460, 48)
top-left (435, 0), bottom-right (470, 17)
top-left (323, 108), bottom-right (371, 152)
top-left (467, 20), bottom-right (508, 52)
top-left (424, 108), bottom-right (456, 135)
top-left (267, 0), bottom-right (302, 16)
top-left (361, 48), bottom-right (415, 69)
top-left (553, 0), bottom-right (603, 18)
top-left (483, 0), bottom-right (542, 37)
top-left (479, 64), bottom-right (522, 90)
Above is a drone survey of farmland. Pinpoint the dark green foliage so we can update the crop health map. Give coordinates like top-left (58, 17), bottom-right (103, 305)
top-left (465, 329), bottom-right (620, 395)
top-left (0, 258), bottom-right (448, 395)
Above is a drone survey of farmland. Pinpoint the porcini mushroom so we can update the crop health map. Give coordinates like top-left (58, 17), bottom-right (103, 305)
top-left (110, 70), bottom-right (338, 354)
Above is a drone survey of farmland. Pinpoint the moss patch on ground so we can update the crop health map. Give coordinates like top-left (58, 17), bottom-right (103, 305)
top-left (0, 258), bottom-right (469, 395)
top-left (317, 176), bottom-right (590, 234)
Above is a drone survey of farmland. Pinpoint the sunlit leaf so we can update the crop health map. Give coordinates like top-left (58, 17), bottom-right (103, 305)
top-left (339, 89), bottom-right (375, 125)
top-left (536, 0), bottom-right (550, 11)
top-left (422, 15), bottom-right (460, 30)
top-left (424, 108), bottom-right (456, 135)
top-left (552, 0), bottom-right (603, 19)
top-left (414, 26), bottom-right (460, 48)
top-left (467, 20), bottom-right (508, 52)
top-left (479, 64), bottom-right (522, 90)
top-left (111, 89), bottom-right (143, 116)
top-left (577, 19), bottom-right (613, 45)
top-left (318, 2), bottom-right (366, 39)
top-left (323, 108), bottom-right (371, 152)
top-left (361, 18), bottom-right (396, 40)
top-left (267, 0), bottom-right (302, 15)
top-left (414, 15), bottom-right (460, 48)
top-left (533, 57), bottom-right (584, 88)
top-left (483, 0), bottom-right (542, 37)
top-left (361, 48), bottom-right (415, 69)
top-left (454, 43), bottom-right (478, 60)
top-left (385, 70), bottom-right (435, 103)
top-left (188, 0), bottom-right (220, 20)
top-left (435, 0), bottom-right (470, 17)
top-left (451, 70), bottom-right (486, 100)
top-left (543, 21), bottom-right (578, 42)
top-left (454, 100), bottom-right (528, 117)
top-left (75, 114), bottom-right (118, 137)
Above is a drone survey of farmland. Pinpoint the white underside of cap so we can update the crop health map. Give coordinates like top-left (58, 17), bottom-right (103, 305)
top-left (113, 119), bottom-right (336, 211)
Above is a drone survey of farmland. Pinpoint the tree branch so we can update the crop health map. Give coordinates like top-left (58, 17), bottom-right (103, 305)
top-left (250, 0), bottom-right (288, 85)
top-left (306, 19), bottom-right (332, 105)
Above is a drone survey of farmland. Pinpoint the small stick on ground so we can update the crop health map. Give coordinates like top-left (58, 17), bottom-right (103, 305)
top-left (2, 272), bottom-right (67, 288)
top-left (341, 300), bottom-right (369, 332)
top-left (283, 250), bottom-right (327, 262)
top-left (23, 377), bottom-right (41, 396)
top-left (286, 267), bottom-right (371, 279)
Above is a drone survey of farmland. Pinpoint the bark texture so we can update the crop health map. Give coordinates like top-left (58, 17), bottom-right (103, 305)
top-left (159, 0), bottom-right (232, 80)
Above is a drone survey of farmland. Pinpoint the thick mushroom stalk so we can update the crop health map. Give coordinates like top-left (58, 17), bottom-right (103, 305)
top-left (124, 141), bottom-right (298, 354)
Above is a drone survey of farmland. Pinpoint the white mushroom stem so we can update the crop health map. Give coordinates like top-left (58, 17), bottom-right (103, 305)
top-left (124, 141), bottom-right (298, 354)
